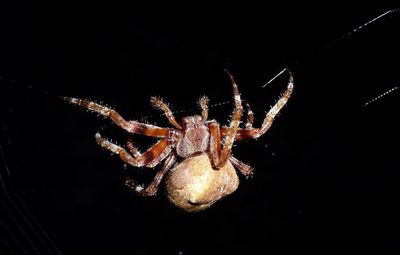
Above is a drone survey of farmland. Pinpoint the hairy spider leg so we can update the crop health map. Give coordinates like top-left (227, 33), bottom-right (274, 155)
top-left (209, 70), bottom-right (243, 169)
top-left (245, 102), bottom-right (254, 128)
top-left (150, 97), bottom-right (182, 129)
top-left (198, 95), bottom-right (209, 121)
top-left (221, 71), bottom-right (294, 140)
top-left (95, 132), bottom-right (172, 168)
top-left (208, 121), bottom-right (222, 168)
top-left (209, 122), bottom-right (253, 176)
top-left (229, 156), bottom-right (254, 176)
top-left (254, 71), bottom-right (293, 138)
top-left (127, 137), bottom-right (141, 158)
top-left (63, 97), bottom-right (169, 138)
top-left (138, 154), bottom-right (177, 196)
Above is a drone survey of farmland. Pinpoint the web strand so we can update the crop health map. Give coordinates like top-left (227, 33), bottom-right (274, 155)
top-left (262, 9), bottom-right (399, 88)
top-left (363, 86), bottom-right (399, 107)
top-left (0, 144), bottom-right (64, 255)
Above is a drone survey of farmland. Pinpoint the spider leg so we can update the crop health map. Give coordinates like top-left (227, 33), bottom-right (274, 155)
top-left (229, 156), bottom-right (253, 177)
top-left (208, 121), bottom-right (222, 168)
top-left (136, 154), bottom-right (177, 196)
top-left (95, 132), bottom-right (172, 168)
top-left (220, 72), bottom-right (293, 140)
top-left (150, 97), bottom-right (182, 129)
top-left (209, 70), bottom-right (243, 169)
top-left (254, 71), bottom-right (293, 138)
top-left (219, 70), bottom-right (243, 167)
top-left (198, 95), bottom-right (209, 121)
top-left (63, 97), bottom-right (170, 138)
top-left (127, 137), bottom-right (141, 158)
top-left (245, 102), bottom-right (254, 129)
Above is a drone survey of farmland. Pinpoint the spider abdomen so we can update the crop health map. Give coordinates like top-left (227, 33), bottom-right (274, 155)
top-left (164, 153), bottom-right (239, 212)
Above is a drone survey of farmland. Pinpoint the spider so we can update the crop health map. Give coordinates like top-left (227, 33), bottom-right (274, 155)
top-left (63, 70), bottom-right (293, 212)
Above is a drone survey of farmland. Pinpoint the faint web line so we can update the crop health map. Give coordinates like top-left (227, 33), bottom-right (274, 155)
top-left (0, 199), bottom-right (41, 255)
top-left (262, 68), bottom-right (287, 88)
top-left (262, 8), bottom-right (399, 88)
top-left (138, 100), bottom-right (231, 122)
top-left (0, 143), bottom-right (64, 255)
top-left (0, 213), bottom-right (30, 255)
top-left (363, 86), bottom-right (399, 107)
top-left (0, 143), bottom-right (11, 178)
top-left (170, 100), bottom-right (231, 115)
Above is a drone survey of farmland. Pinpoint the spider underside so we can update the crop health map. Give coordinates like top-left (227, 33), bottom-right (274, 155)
top-left (64, 70), bottom-right (293, 212)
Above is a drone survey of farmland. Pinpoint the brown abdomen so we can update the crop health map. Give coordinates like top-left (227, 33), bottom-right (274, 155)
top-left (164, 153), bottom-right (239, 212)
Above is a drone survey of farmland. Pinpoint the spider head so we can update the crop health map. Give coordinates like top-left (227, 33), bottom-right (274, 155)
top-left (180, 115), bottom-right (203, 127)
top-left (176, 115), bottom-right (209, 158)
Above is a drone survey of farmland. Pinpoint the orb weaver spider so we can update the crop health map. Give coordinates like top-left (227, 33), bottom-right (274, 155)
top-left (63, 70), bottom-right (293, 212)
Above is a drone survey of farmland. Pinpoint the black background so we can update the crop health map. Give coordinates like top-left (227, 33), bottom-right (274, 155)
top-left (1, 2), bottom-right (399, 255)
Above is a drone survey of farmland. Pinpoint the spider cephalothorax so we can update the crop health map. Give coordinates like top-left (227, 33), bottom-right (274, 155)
top-left (176, 115), bottom-right (210, 158)
top-left (64, 70), bottom-right (293, 212)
